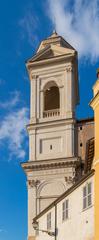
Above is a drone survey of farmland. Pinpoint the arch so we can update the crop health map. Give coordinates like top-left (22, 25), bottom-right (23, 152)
top-left (43, 81), bottom-right (60, 111)
top-left (37, 179), bottom-right (66, 198)
top-left (37, 180), bottom-right (66, 212)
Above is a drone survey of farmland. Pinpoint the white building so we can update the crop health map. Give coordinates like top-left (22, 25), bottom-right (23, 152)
top-left (21, 32), bottom-right (94, 240)
top-left (33, 170), bottom-right (94, 240)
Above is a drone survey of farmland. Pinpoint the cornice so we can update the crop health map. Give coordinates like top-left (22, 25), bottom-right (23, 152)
top-left (21, 157), bottom-right (80, 172)
top-left (27, 118), bottom-right (76, 131)
top-left (26, 53), bottom-right (75, 70)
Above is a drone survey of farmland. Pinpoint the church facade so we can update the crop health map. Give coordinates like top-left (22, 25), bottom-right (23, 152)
top-left (21, 32), bottom-right (94, 240)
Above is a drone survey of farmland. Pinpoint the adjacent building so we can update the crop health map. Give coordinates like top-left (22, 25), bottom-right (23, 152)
top-left (90, 68), bottom-right (99, 240)
top-left (33, 170), bottom-right (94, 240)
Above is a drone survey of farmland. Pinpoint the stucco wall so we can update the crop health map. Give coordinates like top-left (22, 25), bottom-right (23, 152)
top-left (36, 175), bottom-right (94, 240)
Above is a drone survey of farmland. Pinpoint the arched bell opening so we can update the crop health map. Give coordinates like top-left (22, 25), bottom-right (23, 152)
top-left (43, 81), bottom-right (60, 118)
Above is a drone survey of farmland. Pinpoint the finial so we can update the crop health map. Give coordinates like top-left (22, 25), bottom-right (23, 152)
top-left (52, 29), bottom-right (57, 36)
top-left (53, 29), bottom-right (56, 34)
top-left (96, 68), bottom-right (99, 79)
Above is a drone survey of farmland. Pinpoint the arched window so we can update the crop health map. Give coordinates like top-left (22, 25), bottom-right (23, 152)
top-left (43, 82), bottom-right (60, 117)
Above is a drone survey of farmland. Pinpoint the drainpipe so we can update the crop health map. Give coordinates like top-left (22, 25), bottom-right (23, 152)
top-left (55, 204), bottom-right (57, 240)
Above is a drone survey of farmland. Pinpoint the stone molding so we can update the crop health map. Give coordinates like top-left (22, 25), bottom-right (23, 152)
top-left (26, 53), bottom-right (75, 69)
top-left (27, 118), bottom-right (76, 132)
top-left (65, 176), bottom-right (74, 184)
top-left (66, 65), bottom-right (73, 72)
top-left (27, 179), bottom-right (40, 188)
top-left (22, 158), bottom-right (79, 172)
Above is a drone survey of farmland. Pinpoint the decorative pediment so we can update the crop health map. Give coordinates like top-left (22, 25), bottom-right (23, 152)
top-left (27, 44), bottom-right (75, 63)
top-left (37, 31), bottom-right (75, 53)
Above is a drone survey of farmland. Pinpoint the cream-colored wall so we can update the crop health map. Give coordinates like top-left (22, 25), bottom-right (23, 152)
top-left (29, 123), bottom-right (75, 161)
top-left (28, 61), bottom-right (77, 163)
top-left (27, 58), bottom-right (78, 239)
top-left (36, 208), bottom-right (55, 240)
top-left (36, 175), bottom-right (94, 240)
top-left (30, 62), bottom-right (76, 123)
top-left (57, 176), bottom-right (94, 240)
top-left (26, 165), bottom-right (76, 238)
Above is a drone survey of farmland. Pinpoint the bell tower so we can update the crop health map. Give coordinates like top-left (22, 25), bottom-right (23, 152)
top-left (22, 32), bottom-right (80, 240)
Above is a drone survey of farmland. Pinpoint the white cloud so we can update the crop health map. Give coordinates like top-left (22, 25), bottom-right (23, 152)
top-left (0, 92), bottom-right (29, 161)
top-left (0, 91), bottom-right (20, 109)
top-left (48, 0), bottom-right (99, 61)
top-left (19, 10), bottom-right (39, 47)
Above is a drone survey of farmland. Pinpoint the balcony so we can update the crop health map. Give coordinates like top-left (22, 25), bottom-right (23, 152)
top-left (43, 109), bottom-right (60, 118)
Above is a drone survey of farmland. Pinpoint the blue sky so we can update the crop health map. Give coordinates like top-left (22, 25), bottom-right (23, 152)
top-left (0, 0), bottom-right (99, 239)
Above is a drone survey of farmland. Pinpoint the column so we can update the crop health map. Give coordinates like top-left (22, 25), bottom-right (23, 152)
top-left (40, 90), bottom-right (44, 119)
top-left (59, 86), bottom-right (64, 117)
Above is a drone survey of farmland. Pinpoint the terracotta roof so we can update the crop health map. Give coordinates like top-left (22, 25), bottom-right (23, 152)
top-left (77, 117), bottom-right (94, 124)
top-left (85, 137), bottom-right (94, 173)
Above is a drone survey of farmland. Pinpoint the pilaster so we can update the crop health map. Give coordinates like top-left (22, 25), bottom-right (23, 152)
top-left (29, 129), bottom-right (36, 161)
top-left (27, 179), bottom-right (40, 237)
top-left (66, 65), bottom-right (74, 119)
top-left (30, 75), bottom-right (37, 123)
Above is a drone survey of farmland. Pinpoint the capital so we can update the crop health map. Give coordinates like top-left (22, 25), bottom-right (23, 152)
top-left (27, 179), bottom-right (40, 188)
top-left (65, 176), bottom-right (74, 184)
top-left (66, 65), bottom-right (73, 72)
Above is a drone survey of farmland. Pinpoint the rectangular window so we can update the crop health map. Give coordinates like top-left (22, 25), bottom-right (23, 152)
top-left (83, 182), bottom-right (92, 210)
top-left (47, 212), bottom-right (51, 230)
top-left (62, 199), bottom-right (69, 221)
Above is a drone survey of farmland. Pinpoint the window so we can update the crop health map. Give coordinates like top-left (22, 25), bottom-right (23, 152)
top-left (50, 145), bottom-right (52, 150)
top-left (83, 182), bottom-right (92, 210)
top-left (47, 212), bottom-right (51, 230)
top-left (62, 199), bottom-right (69, 221)
top-left (44, 86), bottom-right (60, 111)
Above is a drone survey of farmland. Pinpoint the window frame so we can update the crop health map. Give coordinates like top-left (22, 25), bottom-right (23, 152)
top-left (62, 199), bottom-right (69, 222)
top-left (47, 212), bottom-right (51, 230)
top-left (83, 182), bottom-right (92, 210)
